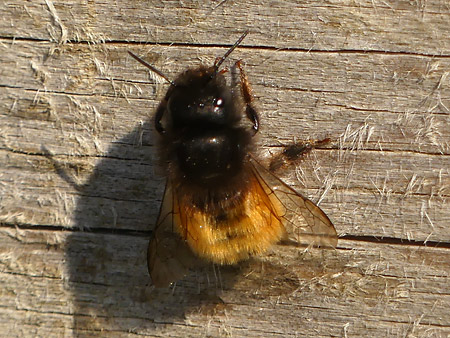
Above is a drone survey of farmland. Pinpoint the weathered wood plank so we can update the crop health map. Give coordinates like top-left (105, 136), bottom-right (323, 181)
top-left (1, 1), bottom-right (449, 53)
top-left (1, 144), bottom-right (448, 241)
top-left (1, 228), bottom-right (449, 337)
top-left (1, 42), bottom-right (449, 240)
top-left (1, 41), bottom-right (449, 155)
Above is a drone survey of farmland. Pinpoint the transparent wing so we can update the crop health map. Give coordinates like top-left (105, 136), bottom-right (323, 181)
top-left (249, 156), bottom-right (337, 248)
top-left (147, 180), bottom-right (202, 288)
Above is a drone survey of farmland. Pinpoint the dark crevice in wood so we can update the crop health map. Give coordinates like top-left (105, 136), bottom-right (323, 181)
top-left (0, 83), bottom-right (149, 100)
top-left (2, 138), bottom-right (448, 160)
top-left (0, 145), bottom-right (153, 161)
top-left (327, 102), bottom-right (450, 117)
top-left (265, 143), bottom-right (450, 157)
top-left (0, 36), bottom-right (49, 43)
top-left (122, 41), bottom-right (450, 58)
top-left (0, 270), bottom-right (62, 280)
top-left (339, 234), bottom-right (450, 249)
top-left (0, 222), bottom-right (151, 238)
top-left (1, 222), bottom-right (448, 249)
top-left (1, 36), bottom-right (449, 58)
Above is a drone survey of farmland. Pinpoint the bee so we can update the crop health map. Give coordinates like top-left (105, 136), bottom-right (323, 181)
top-left (129, 32), bottom-right (337, 288)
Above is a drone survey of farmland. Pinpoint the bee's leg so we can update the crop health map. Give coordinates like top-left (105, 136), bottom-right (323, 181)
top-left (235, 60), bottom-right (259, 134)
top-left (269, 138), bottom-right (332, 173)
top-left (154, 100), bottom-right (167, 134)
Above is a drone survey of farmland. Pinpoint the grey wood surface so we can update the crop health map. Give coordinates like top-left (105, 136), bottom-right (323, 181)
top-left (1, 1), bottom-right (449, 337)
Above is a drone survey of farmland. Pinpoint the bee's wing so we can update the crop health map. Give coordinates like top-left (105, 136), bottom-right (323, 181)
top-left (148, 180), bottom-right (202, 287)
top-left (249, 156), bottom-right (338, 248)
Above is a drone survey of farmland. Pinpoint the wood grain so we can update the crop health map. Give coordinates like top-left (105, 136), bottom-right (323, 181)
top-left (0, 228), bottom-right (448, 337)
top-left (1, 0), bottom-right (449, 337)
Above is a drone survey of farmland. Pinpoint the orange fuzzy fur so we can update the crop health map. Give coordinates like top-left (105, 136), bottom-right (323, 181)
top-left (173, 171), bottom-right (286, 264)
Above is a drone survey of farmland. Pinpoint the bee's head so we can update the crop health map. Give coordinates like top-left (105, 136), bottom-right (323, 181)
top-left (166, 65), bottom-right (236, 130)
top-left (128, 31), bottom-right (249, 134)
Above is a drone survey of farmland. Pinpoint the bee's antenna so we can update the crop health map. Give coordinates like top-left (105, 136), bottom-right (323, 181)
top-left (128, 51), bottom-right (176, 87)
top-left (214, 30), bottom-right (249, 71)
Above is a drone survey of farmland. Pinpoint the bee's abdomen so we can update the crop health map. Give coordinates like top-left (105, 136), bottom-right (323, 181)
top-left (176, 172), bottom-right (286, 265)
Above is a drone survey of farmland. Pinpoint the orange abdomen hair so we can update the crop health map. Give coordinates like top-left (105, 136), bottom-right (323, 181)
top-left (174, 172), bottom-right (286, 264)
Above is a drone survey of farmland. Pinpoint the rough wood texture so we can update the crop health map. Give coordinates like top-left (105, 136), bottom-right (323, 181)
top-left (1, 1), bottom-right (449, 337)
